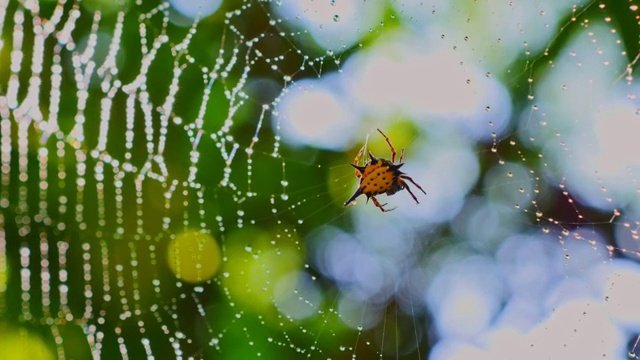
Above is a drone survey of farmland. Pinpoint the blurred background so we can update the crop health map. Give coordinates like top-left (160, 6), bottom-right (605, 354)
top-left (0, 0), bottom-right (639, 359)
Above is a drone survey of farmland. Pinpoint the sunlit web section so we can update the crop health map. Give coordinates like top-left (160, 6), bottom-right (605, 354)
top-left (0, 0), bottom-right (368, 358)
top-left (0, 0), bottom-right (640, 359)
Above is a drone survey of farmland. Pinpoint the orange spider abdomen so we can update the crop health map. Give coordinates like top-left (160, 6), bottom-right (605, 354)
top-left (359, 163), bottom-right (397, 195)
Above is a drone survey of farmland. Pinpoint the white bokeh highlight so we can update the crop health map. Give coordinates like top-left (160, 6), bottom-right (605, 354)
top-left (275, 77), bottom-right (359, 150)
top-left (169, 0), bottom-right (222, 20)
top-left (272, 0), bottom-right (384, 51)
top-left (344, 36), bottom-right (512, 141)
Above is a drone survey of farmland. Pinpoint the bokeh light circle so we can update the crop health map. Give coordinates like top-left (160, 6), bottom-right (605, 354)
top-left (167, 230), bottom-right (221, 283)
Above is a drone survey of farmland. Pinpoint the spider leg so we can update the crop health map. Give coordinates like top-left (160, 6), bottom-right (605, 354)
top-left (370, 195), bottom-right (396, 212)
top-left (399, 179), bottom-right (420, 204)
top-left (399, 148), bottom-right (405, 163)
top-left (400, 175), bottom-right (426, 195)
top-left (376, 128), bottom-right (397, 163)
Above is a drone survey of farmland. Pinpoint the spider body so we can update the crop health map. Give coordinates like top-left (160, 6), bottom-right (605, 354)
top-left (344, 129), bottom-right (426, 212)
top-left (351, 155), bottom-right (401, 197)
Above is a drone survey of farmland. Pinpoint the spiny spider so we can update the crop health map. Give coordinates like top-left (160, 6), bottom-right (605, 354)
top-left (344, 128), bottom-right (426, 212)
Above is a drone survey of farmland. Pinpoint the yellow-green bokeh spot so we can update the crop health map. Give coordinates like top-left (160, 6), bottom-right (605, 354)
top-left (328, 158), bottom-right (356, 206)
top-left (167, 230), bottom-right (221, 283)
top-left (0, 252), bottom-right (7, 314)
top-left (368, 120), bottom-right (418, 158)
top-left (222, 227), bottom-right (303, 314)
top-left (0, 327), bottom-right (55, 360)
top-left (81, 0), bottom-right (131, 16)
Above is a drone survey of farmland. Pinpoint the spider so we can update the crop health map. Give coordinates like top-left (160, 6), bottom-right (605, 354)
top-left (344, 129), bottom-right (426, 212)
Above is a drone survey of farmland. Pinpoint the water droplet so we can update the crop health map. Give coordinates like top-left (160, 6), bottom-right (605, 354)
top-left (333, 14), bottom-right (340, 22)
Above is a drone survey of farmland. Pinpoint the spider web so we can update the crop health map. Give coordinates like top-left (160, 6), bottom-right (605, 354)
top-left (0, 0), bottom-right (639, 359)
